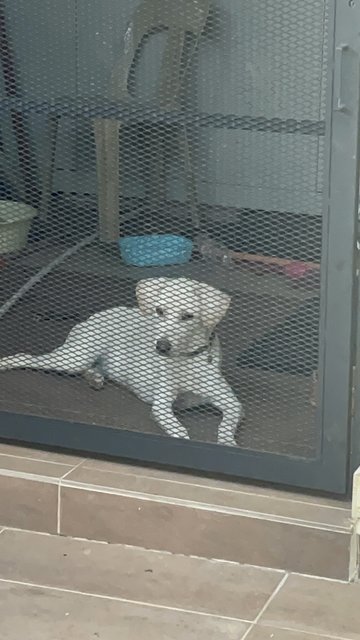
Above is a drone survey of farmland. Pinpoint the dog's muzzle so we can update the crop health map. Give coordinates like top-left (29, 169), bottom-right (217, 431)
top-left (156, 338), bottom-right (172, 355)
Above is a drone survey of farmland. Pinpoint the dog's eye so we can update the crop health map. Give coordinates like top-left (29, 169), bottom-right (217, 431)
top-left (181, 312), bottom-right (194, 321)
top-left (156, 307), bottom-right (164, 317)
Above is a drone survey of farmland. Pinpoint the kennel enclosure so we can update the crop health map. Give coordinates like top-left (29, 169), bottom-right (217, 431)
top-left (0, 0), bottom-right (359, 493)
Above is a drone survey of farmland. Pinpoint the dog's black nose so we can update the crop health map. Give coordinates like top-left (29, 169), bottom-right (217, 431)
top-left (156, 338), bottom-right (171, 355)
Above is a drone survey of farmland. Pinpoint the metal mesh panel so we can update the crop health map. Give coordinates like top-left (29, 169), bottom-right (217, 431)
top-left (0, 0), bottom-right (329, 458)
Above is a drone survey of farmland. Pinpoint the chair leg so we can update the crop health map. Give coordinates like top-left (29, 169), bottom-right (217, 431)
top-left (181, 124), bottom-right (200, 230)
top-left (39, 115), bottom-right (59, 219)
top-left (93, 118), bottom-right (120, 243)
top-left (145, 129), bottom-right (166, 208)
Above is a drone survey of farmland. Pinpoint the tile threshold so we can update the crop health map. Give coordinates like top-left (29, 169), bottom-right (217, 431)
top-left (60, 478), bottom-right (352, 532)
top-left (3, 525), bottom-right (352, 585)
top-left (0, 462), bottom-right (350, 532)
top-left (79, 466), bottom-right (350, 512)
top-left (0, 452), bottom-right (353, 580)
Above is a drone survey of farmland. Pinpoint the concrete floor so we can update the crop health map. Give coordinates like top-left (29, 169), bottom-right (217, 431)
top-left (0, 527), bottom-right (359, 639)
top-left (0, 244), bottom-right (319, 456)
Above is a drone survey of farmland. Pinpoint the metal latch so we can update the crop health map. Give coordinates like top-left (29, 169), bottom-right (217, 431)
top-left (335, 44), bottom-right (349, 112)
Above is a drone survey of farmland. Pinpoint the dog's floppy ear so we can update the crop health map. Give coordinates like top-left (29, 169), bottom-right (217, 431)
top-left (136, 278), bottom-right (168, 315)
top-left (196, 281), bottom-right (231, 328)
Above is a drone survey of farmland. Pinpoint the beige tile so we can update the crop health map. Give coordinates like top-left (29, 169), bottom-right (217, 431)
top-left (0, 529), bottom-right (283, 621)
top-left (0, 454), bottom-right (76, 479)
top-left (64, 466), bottom-right (351, 530)
top-left (0, 477), bottom-right (57, 533)
top-left (0, 582), bottom-right (249, 640)
top-left (0, 442), bottom-right (85, 466)
top-left (60, 487), bottom-right (351, 579)
top-left (261, 574), bottom-right (360, 640)
top-left (247, 627), bottom-right (339, 640)
top-left (81, 458), bottom-right (351, 510)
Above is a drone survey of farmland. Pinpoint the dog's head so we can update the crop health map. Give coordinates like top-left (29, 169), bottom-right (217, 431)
top-left (136, 277), bottom-right (231, 356)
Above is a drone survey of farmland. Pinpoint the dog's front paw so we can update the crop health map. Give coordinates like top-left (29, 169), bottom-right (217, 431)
top-left (171, 430), bottom-right (190, 439)
top-left (217, 434), bottom-right (238, 447)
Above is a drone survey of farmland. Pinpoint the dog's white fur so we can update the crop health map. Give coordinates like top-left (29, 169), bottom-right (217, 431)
top-left (0, 277), bottom-right (243, 444)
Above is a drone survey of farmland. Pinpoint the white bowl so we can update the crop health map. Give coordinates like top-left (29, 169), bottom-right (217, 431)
top-left (0, 200), bottom-right (37, 254)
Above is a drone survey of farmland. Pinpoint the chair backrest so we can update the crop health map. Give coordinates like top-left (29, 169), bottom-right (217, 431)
top-left (111, 0), bottom-right (210, 108)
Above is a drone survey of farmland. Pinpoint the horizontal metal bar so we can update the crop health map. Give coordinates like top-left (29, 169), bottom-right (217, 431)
top-left (0, 410), bottom-right (347, 494)
top-left (0, 97), bottom-right (325, 136)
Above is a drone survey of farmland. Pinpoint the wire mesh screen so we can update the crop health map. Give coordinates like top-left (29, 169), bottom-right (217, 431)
top-left (0, 0), bottom-right (328, 458)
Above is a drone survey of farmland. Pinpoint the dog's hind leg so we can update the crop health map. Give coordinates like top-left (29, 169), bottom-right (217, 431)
top-left (0, 325), bottom-right (100, 375)
top-left (0, 343), bottom-right (96, 374)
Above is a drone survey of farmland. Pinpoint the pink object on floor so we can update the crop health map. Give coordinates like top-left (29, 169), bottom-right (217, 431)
top-left (284, 261), bottom-right (314, 280)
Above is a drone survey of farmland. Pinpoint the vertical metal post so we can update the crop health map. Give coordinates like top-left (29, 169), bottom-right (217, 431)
top-left (351, 257), bottom-right (360, 473)
top-left (319, 0), bottom-right (360, 491)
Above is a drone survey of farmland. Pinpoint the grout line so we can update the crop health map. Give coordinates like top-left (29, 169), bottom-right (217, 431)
top-left (257, 622), bottom-right (355, 640)
top-left (0, 469), bottom-right (60, 485)
top-left (60, 460), bottom-right (87, 481)
top-left (0, 452), bottom-right (84, 467)
top-left (252, 573), bottom-right (290, 623)
top-left (1, 527), bottom-right (64, 538)
top-left (291, 571), bottom-right (349, 585)
top-left (57, 461), bottom-right (87, 534)
top-left (0, 577), bottom-right (253, 624)
top-left (111, 543), bottom-right (285, 573)
top-left (0, 460), bottom-right (87, 490)
top-left (57, 484), bottom-right (61, 535)
top-left (240, 573), bottom-right (289, 640)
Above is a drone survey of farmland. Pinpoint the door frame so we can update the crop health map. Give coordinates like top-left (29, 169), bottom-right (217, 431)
top-left (1, 0), bottom-right (360, 494)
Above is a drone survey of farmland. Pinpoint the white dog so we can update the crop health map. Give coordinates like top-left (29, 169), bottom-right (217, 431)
top-left (0, 277), bottom-right (243, 445)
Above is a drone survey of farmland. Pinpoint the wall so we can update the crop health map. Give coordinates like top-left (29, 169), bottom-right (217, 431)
top-left (0, 0), bottom-right (328, 216)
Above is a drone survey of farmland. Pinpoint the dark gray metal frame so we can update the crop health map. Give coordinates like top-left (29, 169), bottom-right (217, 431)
top-left (1, 0), bottom-right (360, 494)
top-left (351, 239), bottom-right (360, 475)
top-left (324, 0), bottom-right (360, 490)
top-left (352, 301), bottom-right (360, 473)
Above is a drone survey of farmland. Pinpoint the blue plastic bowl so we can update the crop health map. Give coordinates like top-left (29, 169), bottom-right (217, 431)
top-left (119, 234), bottom-right (193, 267)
